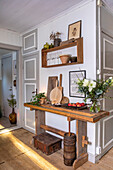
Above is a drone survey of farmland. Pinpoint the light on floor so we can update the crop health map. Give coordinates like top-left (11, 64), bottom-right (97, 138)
top-left (4, 132), bottom-right (58, 170)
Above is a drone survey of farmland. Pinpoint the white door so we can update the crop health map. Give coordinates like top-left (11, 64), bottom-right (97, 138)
top-left (23, 53), bottom-right (39, 133)
top-left (100, 32), bottom-right (113, 154)
top-left (2, 56), bottom-right (12, 117)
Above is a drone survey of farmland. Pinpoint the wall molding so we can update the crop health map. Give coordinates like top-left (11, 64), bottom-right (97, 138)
top-left (103, 73), bottom-right (113, 110)
top-left (24, 58), bottom-right (36, 81)
top-left (103, 38), bottom-right (113, 70)
top-left (25, 107), bottom-right (35, 131)
top-left (103, 114), bottom-right (113, 149)
top-left (24, 32), bottom-right (36, 51)
top-left (24, 83), bottom-right (36, 103)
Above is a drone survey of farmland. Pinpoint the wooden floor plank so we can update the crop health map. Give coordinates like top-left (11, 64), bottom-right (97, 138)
top-left (0, 128), bottom-right (113, 170)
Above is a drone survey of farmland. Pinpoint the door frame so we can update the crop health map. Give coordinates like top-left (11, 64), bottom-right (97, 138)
top-left (0, 43), bottom-right (22, 127)
top-left (2, 53), bottom-right (12, 117)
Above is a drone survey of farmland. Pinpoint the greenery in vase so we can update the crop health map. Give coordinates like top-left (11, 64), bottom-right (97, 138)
top-left (50, 31), bottom-right (61, 40)
top-left (30, 92), bottom-right (46, 105)
top-left (76, 77), bottom-right (113, 112)
top-left (7, 88), bottom-right (17, 109)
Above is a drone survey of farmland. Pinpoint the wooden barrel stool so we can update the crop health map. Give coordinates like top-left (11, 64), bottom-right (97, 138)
top-left (64, 132), bottom-right (76, 166)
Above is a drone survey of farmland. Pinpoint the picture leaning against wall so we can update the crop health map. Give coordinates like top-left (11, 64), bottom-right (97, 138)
top-left (68, 20), bottom-right (81, 40)
top-left (69, 70), bottom-right (86, 97)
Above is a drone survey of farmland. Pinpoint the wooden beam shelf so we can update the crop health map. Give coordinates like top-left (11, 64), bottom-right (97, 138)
top-left (42, 37), bottom-right (83, 68)
top-left (40, 124), bottom-right (66, 137)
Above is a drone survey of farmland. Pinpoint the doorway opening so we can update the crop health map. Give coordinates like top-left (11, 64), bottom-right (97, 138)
top-left (0, 48), bottom-right (18, 132)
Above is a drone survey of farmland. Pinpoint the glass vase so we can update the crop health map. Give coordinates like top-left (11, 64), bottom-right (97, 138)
top-left (90, 100), bottom-right (101, 113)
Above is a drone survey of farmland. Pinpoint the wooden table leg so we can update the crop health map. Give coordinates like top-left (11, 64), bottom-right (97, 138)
top-left (73, 120), bottom-right (88, 169)
top-left (35, 110), bottom-right (45, 135)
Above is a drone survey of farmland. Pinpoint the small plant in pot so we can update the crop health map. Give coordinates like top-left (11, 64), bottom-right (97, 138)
top-left (30, 92), bottom-right (46, 105)
top-left (7, 88), bottom-right (17, 124)
top-left (50, 31), bottom-right (62, 47)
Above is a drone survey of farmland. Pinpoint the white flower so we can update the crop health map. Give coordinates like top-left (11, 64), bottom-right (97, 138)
top-left (109, 77), bottom-right (112, 80)
top-left (88, 80), bottom-right (96, 92)
top-left (83, 79), bottom-right (89, 87)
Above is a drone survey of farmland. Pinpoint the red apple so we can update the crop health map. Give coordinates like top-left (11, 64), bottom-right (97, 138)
top-left (77, 104), bottom-right (82, 107)
top-left (81, 103), bottom-right (85, 106)
top-left (72, 103), bottom-right (77, 107)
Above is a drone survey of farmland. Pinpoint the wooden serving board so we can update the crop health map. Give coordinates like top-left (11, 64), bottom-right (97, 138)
top-left (58, 74), bottom-right (63, 95)
top-left (50, 80), bottom-right (62, 104)
top-left (47, 76), bottom-right (58, 100)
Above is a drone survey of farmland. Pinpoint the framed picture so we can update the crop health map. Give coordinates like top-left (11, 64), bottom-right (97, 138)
top-left (69, 70), bottom-right (86, 98)
top-left (68, 20), bottom-right (81, 40)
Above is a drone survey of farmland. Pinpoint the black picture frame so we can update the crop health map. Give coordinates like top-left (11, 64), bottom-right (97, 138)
top-left (69, 70), bottom-right (86, 98)
top-left (68, 20), bottom-right (81, 40)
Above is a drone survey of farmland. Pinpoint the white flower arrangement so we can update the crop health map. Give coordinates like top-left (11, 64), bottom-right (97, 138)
top-left (77, 77), bottom-right (113, 112)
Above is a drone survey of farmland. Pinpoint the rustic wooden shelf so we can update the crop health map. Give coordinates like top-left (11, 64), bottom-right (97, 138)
top-left (43, 61), bottom-right (83, 68)
top-left (42, 37), bottom-right (83, 68)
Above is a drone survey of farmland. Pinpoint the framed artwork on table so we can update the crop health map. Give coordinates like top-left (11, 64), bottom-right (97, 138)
top-left (68, 20), bottom-right (81, 40)
top-left (69, 70), bottom-right (86, 98)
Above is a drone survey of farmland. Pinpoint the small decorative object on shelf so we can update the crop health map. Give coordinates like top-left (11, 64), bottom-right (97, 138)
top-left (60, 54), bottom-right (71, 64)
top-left (43, 42), bottom-right (50, 49)
top-left (70, 56), bottom-right (77, 63)
top-left (60, 38), bottom-right (75, 46)
top-left (7, 87), bottom-right (17, 124)
top-left (50, 31), bottom-right (62, 47)
top-left (76, 77), bottom-right (113, 113)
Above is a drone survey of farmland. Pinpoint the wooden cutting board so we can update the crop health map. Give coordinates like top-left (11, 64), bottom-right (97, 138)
top-left (47, 76), bottom-right (58, 100)
top-left (58, 74), bottom-right (63, 95)
top-left (50, 80), bottom-right (62, 104)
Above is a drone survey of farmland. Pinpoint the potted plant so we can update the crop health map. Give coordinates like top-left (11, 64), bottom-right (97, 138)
top-left (7, 88), bottom-right (17, 124)
top-left (50, 31), bottom-right (62, 47)
top-left (30, 92), bottom-right (46, 105)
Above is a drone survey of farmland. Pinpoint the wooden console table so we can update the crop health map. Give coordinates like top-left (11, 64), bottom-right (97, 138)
top-left (24, 103), bottom-right (109, 169)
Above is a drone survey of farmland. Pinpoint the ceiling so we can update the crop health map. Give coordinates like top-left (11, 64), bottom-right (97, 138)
top-left (0, 0), bottom-right (86, 33)
top-left (0, 0), bottom-right (112, 33)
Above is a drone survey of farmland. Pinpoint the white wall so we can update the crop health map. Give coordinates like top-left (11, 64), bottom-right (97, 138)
top-left (0, 28), bottom-right (22, 47)
top-left (38, 0), bottom-right (97, 162)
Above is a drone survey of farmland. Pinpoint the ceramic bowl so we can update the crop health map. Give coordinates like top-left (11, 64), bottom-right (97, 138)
top-left (60, 54), bottom-right (71, 64)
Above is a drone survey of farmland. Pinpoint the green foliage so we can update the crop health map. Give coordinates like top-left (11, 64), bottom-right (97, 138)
top-left (77, 77), bottom-right (113, 112)
top-left (77, 77), bottom-right (113, 102)
top-left (30, 92), bottom-right (46, 105)
top-left (7, 88), bottom-right (17, 109)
